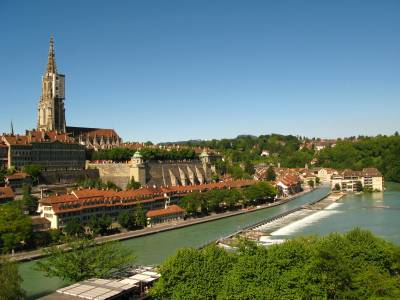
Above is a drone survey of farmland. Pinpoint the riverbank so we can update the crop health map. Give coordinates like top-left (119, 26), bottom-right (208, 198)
top-left (7, 187), bottom-right (317, 262)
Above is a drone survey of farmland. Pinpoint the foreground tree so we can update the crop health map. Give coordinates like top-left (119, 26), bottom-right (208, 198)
top-left (150, 245), bottom-right (236, 299)
top-left (0, 258), bottom-right (25, 299)
top-left (0, 204), bottom-right (32, 253)
top-left (36, 238), bottom-right (136, 282)
top-left (151, 229), bottom-right (400, 299)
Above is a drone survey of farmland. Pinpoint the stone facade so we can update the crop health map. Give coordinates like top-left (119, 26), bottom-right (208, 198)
top-left (88, 150), bottom-right (216, 189)
top-left (36, 36), bottom-right (121, 149)
top-left (1, 132), bottom-right (85, 171)
top-left (37, 36), bottom-right (66, 133)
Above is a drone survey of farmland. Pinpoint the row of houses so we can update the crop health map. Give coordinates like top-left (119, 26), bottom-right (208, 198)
top-left (254, 165), bottom-right (384, 195)
top-left (37, 179), bottom-right (255, 229)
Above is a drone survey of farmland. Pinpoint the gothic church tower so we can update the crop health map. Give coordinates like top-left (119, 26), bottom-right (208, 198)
top-left (37, 36), bottom-right (66, 132)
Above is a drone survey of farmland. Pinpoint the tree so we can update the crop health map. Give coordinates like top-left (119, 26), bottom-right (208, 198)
top-left (0, 204), bottom-right (32, 253)
top-left (266, 166), bottom-right (276, 181)
top-left (22, 184), bottom-right (38, 215)
top-left (150, 245), bottom-right (236, 299)
top-left (118, 211), bottom-right (135, 230)
top-left (316, 177), bottom-right (321, 185)
top-left (308, 179), bottom-right (315, 189)
top-left (0, 168), bottom-right (7, 186)
top-left (151, 229), bottom-right (400, 299)
top-left (88, 214), bottom-right (112, 236)
top-left (355, 181), bottom-right (363, 192)
top-left (0, 258), bottom-right (25, 299)
top-left (334, 183), bottom-right (341, 191)
top-left (64, 218), bottom-right (85, 237)
top-left (126, 178), bottom-right (141, 190)
top-left (36, 238), bottom-right (136, 282)
top-left (133, 204), bottom-right (147, 228)
top-left (22, 164), bottom-right (41, 184)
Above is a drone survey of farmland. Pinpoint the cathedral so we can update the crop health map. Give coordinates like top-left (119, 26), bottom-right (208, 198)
top-left (37, 36), bottom-right (66, 132)
top-left (36, 36), bottom-right (122, 150)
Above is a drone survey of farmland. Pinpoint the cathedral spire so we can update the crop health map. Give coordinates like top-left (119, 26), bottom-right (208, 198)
top-left (46, 35), bottom-right (57, 74)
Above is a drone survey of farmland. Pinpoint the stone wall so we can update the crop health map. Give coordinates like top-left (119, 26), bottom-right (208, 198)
top-left (87, 163), bottom-right (130, 189)
top-left (39, 169), bottom-right (99, 184)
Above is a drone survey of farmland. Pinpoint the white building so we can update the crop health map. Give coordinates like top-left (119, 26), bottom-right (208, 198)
top-left (331, 168), bottom-right (383, 192)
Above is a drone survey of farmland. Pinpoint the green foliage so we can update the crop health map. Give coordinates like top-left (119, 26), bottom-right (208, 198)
top-left (118, 211), bottom-right (135, 230)
top-left (36, 238), bottom-right (136, 282)
top-left (126, 178), bottom-right (141, 190)
top-left (22, 164), bottom-right (41, 184)
top-left (77, 178), bottom-right (121, 191)
top-left (91, 147), bottom-right (196, 162)
top-left (133, 204), bottom-right (147, 228)
top-left (117, 204), bottom-right (147, 230)
top-left (64, 218), bottom-right (85, 237)
top-left (0, 258), bottom-right (25, 299)
top-left (150, 245), bottom-right (236, 299)
top-left (315, 176), bottom-right (320, 184)
top-left (0, 203), bottom-right (32, 253)
top-left (0, 168), bottom-right (7, 186)
top-left (308, 179), bottom-right (315, 188)
top-left (151, 229), bottom-right (400, 299)
top-left (355, 181), bottom-right (363, 192)
top-left (22, 184), bottom-right (38, 214)
top-left (317, 135), bottom-right (400, 182)
top-left (266, 166), bottom-right (276, 181)
top-left (179, 182), bottom-right (277, 215)
top-left (88, 214), bottom-right (113, 236)
top-left (31, 229), bottom-right (64, 248)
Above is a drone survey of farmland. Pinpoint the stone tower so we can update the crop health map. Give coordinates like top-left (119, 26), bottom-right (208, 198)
top-left (130, 151), bottom-right (146, 186)
top-left (37, 36), bottom-right (66, 132)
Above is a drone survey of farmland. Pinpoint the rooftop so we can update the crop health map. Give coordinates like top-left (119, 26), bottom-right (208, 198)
top-left (146, 205), bottom-right (185, 218)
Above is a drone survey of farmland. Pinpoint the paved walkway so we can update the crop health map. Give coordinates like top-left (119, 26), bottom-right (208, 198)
top-left (6, 189), bottom-right (315, 262)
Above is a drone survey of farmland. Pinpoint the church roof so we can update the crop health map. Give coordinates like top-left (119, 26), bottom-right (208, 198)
top-left (2, 131), bottom-right (74, 145)
top-left (66, 126), bottom-right (120, 139)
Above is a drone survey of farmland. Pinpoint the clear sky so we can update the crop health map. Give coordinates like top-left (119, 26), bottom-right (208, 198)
top-left (0, 0), bottom-right (399, 142)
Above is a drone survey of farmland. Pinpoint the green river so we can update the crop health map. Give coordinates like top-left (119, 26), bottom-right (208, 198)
top-left (19, 184), bottom-right (400, 299)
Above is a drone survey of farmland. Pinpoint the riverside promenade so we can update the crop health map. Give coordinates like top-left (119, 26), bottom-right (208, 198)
top-left (7, 188), bottom-right (318, 262)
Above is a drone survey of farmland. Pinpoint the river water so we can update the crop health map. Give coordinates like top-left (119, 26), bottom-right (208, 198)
top-left (269, 182), bottom-right (400, 244)
top-left (19, 184), bottom-right (400, 298)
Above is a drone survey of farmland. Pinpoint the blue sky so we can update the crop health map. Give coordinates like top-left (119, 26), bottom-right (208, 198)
top-left (0, 0), bottom-right (399, 142)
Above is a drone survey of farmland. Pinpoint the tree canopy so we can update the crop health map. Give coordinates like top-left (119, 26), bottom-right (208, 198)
top-left (316, 135), bottom-right (400, 182)
top-left (151, 228), bottom-right (400, 299)
top-left (36, 238), bottom-right (136, 282)
top-left (179, 182), bottom-right (276, 216)
top-left (0, 258), bottom-right (25, 299)
top-left (0, 203), bottom-right (32, 253)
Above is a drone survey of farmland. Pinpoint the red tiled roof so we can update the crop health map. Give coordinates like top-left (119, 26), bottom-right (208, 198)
top-left (67, 126), bottom-right (119, 138)
top-left (5, 172), bottom-right (30, 180)
top-left (146, 205), bottom-right (184, 218)
top-left (2, 130), bottom-right (75, 145)
top-left (39, 180), bottom-right (256, 214)
top-left (0, 186), bottom-right (15, 201)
